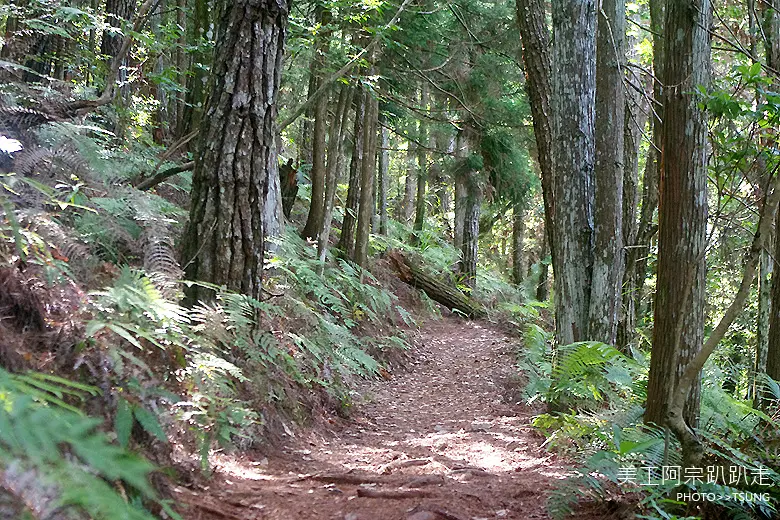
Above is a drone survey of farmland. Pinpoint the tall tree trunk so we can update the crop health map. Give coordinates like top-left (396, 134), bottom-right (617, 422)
top-left (182, 0), bottom-right (287, 303)
top-left (301, 7), bottom-right (331, 240)
top-left (512, 204), bottom-right (526, 284)
top-left (763, 0), bottom-right (780, 397)
top-left (378, 114), bottom-right (390, 236)
top-left (516, 0), bottom-right (556, 266)
top-left (617, 39), bottom-right (651, 350)
top-left (459, 126), bottom-right (480, 289)
top-left (318, 84), bottom-right (352, 263)
top-left (645, 0), bottom-right (710, 428)
top-left (589, 0), bottom-right (626, 344)
top-left (355, 93), bottom-right (379, 267)
top-left (338, 89), bottom-right (365, 259)
top-left (551, 0), bottom-right (597, 345)
top-left (412, 85), bottom-right (429, 244)
top-left (453, 131), bottom-right (467, 252)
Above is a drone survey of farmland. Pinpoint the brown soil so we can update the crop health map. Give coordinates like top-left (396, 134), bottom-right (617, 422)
top-left (174, 317), bottom-right (573, 520)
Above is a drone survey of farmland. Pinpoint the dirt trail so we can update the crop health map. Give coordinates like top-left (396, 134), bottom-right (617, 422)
top-left (175, 318), bottom-right (568, 520)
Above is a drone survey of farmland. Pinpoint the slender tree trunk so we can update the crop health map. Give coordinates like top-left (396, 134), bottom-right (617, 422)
top-left (645, 0), bottom-right (710, 429)
top-left (551, 0), bottom-right (597, 345)
top-left (182, 0), bottom-right (287, 303)
top-left (516, 0), bottom-right (556, 266)
top-left (459, 126), bottom-right (481, 289)
top-left (378, 115), bottom-right (390, 236)
top-left (355, 93), bottom-right (379, 267)
top-left (412, 85), bottom-right (429, 244)
top-left (338, 89), bottom-right (365, 259)
top-left (301, 7), bottom-right (331, 240)
top-left (617, 43), bottom-right (650, 350)
top-left (453, 131), bottom-right (467, 252)
top-left (318, 84), bottom-right (352, 263)
top-left (767, 209), bottom-right (780, 383)
top-left (755, 242), bottom-right (772, 403)
top-left (512, 204), bottom-right (526, 284)
top-left (589, 0), bottom-right (626, 344)
top-left (536, 230), bottom-right (550, 301)
top-left (182, 0), bottom-right (209, 135)
top-left (763, 0), bottom-right (780, 394)
top-left (401, 139), bottom-right (417, 223)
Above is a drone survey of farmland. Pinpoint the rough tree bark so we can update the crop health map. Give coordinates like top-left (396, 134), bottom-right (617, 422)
top-left (645, 0), bottom-right (710, 429)
top-left (317, 84), bottom-right (353, 263)
top-left (512, 204), bottom-right (526, 285)
top-left (763, 0), bottom-right (780, 392)
top-left (515, 0), bottom-right (556, 267)
top-left (412, 85), bottom-right (429, 244)
top-left (378, 115), bottom-right (390, 236)
top-left (182, 0), bottom-right (287, 303)
top-left (338, 88), bottom-right (365, 259)
top-left (301, 7), bottom-right (331, 240)
top-left (551, 0), bottom-right (597, 345)
top-left (355, 93), bottom-right (379, 267)
top-left (589, 0), bottom-right (626, 344)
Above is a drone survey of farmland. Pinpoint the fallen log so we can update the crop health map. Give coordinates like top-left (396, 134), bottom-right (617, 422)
top-left (386, 250), bottom-right (486, 319)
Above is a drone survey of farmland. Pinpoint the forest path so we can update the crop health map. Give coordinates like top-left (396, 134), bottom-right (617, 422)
top-left (175, 318), bottom-right (568, 520)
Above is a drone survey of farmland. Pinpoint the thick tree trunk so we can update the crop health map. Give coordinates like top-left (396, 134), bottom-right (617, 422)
top-left (516, 0), bottom-right (556, 266)
top-left (645, 0), bottom-right (710, 429)
top-left (301, 7), bottom-right (331, 240)
top-left (589, 0), bottom-right (626, 344)
top-left (551, 0), bottom-right (597, 345)
top-left (182, 0), bottom-right (287, 303)
top-left (338, 89), bottom-right (365, 259)
top-left (355, 93), bottom-right (379, 267)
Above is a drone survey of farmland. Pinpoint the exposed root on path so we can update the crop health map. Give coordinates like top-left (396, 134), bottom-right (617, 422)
top-left (175, 318), bottom-right (575, 520)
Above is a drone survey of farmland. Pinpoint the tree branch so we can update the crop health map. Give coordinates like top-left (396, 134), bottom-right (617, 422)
top-left (278, 0), bottom-right (415, 132)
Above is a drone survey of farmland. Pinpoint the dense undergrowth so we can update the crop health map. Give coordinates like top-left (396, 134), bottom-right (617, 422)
top-left (0, 99), bottom-right (463, 517)
top-left (509, 303), bottom-right (780, 520)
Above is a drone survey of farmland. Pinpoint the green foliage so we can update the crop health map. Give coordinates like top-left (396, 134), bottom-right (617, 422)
top-left (0, 368), bottom-right (177, 520)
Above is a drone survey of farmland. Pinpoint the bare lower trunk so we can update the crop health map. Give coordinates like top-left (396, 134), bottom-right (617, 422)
top-left (301, 7), bottom-right (331, 240)
top-left (512, 204), bottom-right (526, 284)
top-left (378, 118), bottom-right (390, 236)
top-left (551, 0), bottom-right (597, 345)
top-left (318, 85), bottom-right (352, 263)
top-left (355, 94), bottom-right (379, 267)
top-left (645, 0), bottom-right (710, 430)
top-left (338, 89), bottom-right (365, 259)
